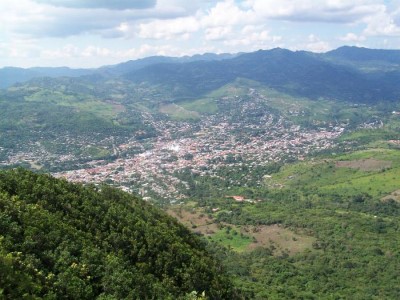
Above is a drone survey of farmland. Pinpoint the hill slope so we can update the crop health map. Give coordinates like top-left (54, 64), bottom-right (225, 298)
top-left (0, 169), bottom-right (238, 299)
top-left (124, 48), bottom-right (400, 102)
top-left (0, 67), bottom-right (94, 89)
top-left (3, 47), bottom-right (400, 103)
top-left (325, 46), bottom-right (400, 65)
top-left (0, 53), bottom-right (236, 89)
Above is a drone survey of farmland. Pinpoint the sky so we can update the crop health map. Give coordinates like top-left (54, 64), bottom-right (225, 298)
top-left (1, 0), bottom-right (400, 68)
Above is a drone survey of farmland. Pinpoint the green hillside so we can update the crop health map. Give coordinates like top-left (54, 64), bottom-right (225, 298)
top-left (169, 147), bottom-right (400, 299)
top-left (124, 48), bottom-right (400, 103)
top-left (0, 169), bottom-right (238, 299)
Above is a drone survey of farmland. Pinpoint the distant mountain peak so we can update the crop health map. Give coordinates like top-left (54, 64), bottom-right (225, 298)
top-left (326, 46), bottom-right (400, 63)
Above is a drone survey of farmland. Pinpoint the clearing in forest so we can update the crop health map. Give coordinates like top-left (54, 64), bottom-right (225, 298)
top-left (167, 207), bottom-right (316, 255)
top-left (159, 103), bottom-right (200, 120)
top-left (381, 189), bottom-right (400, 203)
top-left (167, 208), bottom-right (219, 235)
top-left (335, 158), bottom-right (392, 171)
top-left (242, 224), bottom-right (316, 255)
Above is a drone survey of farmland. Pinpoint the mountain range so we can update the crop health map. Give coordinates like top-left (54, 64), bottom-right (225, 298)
top-left (0, 53), bottom-right (237, 89)
top-left (2, 46), bottom-right (400, 103)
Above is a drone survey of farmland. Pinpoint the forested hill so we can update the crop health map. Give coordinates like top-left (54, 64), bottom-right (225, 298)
top-left (0, 169), bottom-right (238, 299)
top-left (325, 46), bottom-right (400, 64)
top-left (123, 47), bottom-right (400, 102)
top-left (0, 53), bottom-right (236, 89)
top-left (3, 47), bottom-right (400, 103)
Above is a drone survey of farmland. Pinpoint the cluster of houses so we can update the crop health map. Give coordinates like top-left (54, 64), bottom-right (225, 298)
top-left (54, 98), bottom-right (345, 202)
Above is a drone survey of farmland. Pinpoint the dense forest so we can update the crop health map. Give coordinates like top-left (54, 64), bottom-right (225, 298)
top-left (0, 169), bottom-right (238, 299)
top-left (170, 147), bottom-right (400, 299)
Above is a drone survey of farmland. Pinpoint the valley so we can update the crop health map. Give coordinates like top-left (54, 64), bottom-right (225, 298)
top-left (1, 47), bottom-right (400, 299)
top-left (52, 86), bottom-right (346, 202)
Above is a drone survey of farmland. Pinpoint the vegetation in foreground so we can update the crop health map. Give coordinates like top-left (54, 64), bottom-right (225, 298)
top-left (0, 169), bottom-right (238, 299)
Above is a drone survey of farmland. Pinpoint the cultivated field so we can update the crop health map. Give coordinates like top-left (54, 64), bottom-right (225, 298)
top-left (167, 206), bottom-right (316, 255)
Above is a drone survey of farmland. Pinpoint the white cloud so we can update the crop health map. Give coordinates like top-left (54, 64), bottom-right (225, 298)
top-left (41, 44), bottom-right (80, 59)
top-left (37, 43), bottom-right (215, 64)
top-left (81, 46), bottom-right (112, 58)
top-left (301, 34), bottom-right (331, 52)
top-left (339, 32), bottom-right (366, 42)
top-left (0, 0), bottom-right (188, 39)
top-left (138, 0), bottom-right (254, 41)
top-left (97, 23), bottom-right (135, 39)
top-left (201, 0), bottom-right (254, 27)
top-left (1, 37), bottom-right (41, 60)
top-left (30, 0), bottom-right (156, 10)
top-left (363, 8), bottom-right (400, 36)
top-left (205, 26), bottom-right (232, 41)
top-left (116, 44), bottom-right (217, 59)
top-left (127, 44), bottom-right (185, 57)
top-left (1, 0), bottom-right (400, 68)
top-left (138, 16), bottom-right (200, 40)
top-left (224, 25), bottom-right (282, 50)
top-left (155, 0), bottom-right (212, 15)
top-left (247, 0), bottom-right (384, 24)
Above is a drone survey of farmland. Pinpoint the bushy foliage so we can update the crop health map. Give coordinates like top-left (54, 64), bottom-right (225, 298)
top-left (0, 169), bottom-right (238, 299)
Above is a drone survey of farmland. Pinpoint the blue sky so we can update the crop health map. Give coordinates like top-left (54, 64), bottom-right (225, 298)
top-left (1, 0), bottom-right (400, 68)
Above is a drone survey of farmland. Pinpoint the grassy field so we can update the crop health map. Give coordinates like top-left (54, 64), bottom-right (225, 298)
top-left (207, 78), bottom-right (252, 98)
top-left (174, 79), bottom-right (251, 115)
top-left (244, 224), bottom-right (315, 255)
top-left (209, 227), bottom-right (252, 252)
top-left (24, 88), bottom-right (121, 120)
top-left (167, 205), bottom-right (316, 255)
top-left (81, 146), bottom-right (111, 159)
top-left (264, 148), bottom-right (400, 198)
top-left (159, 103), bottom-right (200, 120)
top-left (180, 98), bottom-right (218, 114)
top-left (382, 189), bottom-right (400, 202)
